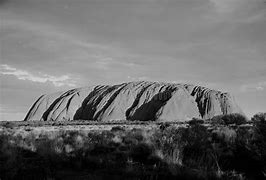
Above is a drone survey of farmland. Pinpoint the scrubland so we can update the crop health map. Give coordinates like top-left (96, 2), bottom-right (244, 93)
top-left (0, 113), bottom-right (265, 180)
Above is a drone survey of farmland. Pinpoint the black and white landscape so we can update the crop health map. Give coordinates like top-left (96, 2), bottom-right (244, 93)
top-left (0, 0), bottom-right (266, 180)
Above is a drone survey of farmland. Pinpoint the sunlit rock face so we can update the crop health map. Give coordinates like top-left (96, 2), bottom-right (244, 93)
top-left (24, 81), bottom-right (243, 122)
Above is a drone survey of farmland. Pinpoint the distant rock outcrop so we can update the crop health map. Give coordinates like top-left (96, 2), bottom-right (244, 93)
top-left (24, 81), bottom-right (243, 121)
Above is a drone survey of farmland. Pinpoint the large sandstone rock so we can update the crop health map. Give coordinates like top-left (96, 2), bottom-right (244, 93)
top-left (24, 81), bottom-right (244, 121)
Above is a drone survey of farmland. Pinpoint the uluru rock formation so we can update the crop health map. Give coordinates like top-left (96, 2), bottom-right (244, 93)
top-left (24, 81), bottom-right (243, 122)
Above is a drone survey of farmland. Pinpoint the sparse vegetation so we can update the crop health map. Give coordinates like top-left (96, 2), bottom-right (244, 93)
top-left (0, 113), bottom-right (265, 180)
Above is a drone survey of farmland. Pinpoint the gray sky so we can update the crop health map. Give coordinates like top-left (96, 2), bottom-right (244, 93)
top-left (0, 0), bottom-right (266, 120)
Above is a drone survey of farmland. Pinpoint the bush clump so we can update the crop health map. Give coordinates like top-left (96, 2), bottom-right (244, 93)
top-left (211, 113), bottom-right (247, 125)
top-left (251, 112), bottom-right (266, 122)
top-left (188, 118), bottom-right (205, 126)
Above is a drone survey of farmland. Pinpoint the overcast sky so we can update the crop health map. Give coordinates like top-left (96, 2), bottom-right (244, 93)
top-left (0, 0), bottom-right (266, 120)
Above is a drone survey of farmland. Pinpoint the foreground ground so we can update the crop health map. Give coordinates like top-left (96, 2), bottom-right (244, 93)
top-left (0, 117), bottom-right (265, 180)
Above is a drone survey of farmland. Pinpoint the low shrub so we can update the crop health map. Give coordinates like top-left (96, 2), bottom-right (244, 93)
top-left (2, 122), bottom-right (15, 129)
top-left (158, 122), bottom-right (171, 130)
top-left (188, 118), bottom-right (204, 126)
top-left (111, 126), bottom-right (125, 132)
top-left (211, 113), bottom-right (247, 125)
top-left (251, 112), bottom-right (266, 122)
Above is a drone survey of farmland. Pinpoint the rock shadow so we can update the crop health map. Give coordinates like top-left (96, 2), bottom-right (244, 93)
top-left (128, 91), bottom-right (172, 121)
